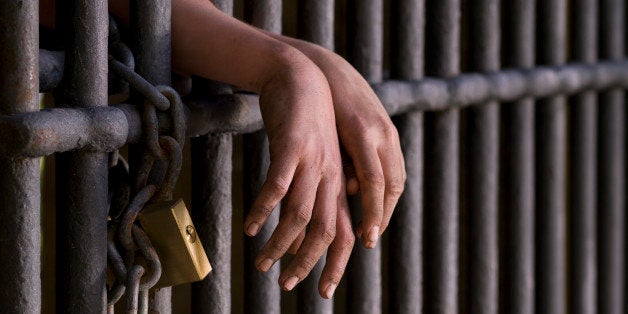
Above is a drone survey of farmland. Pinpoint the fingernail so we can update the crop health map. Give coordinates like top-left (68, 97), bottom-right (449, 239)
top-left (368, 226), bottom-right (380, 243)
top-left (324, 284), bottom-right (337, 299)
top-left (247, 222), bottom-right (260, 236)
top-left (284, 276), bottom-right (299, 291)
top-left (258, 258), bottom-right (274, 272)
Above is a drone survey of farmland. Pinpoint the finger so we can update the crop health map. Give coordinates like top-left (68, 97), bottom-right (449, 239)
top-left (278, 176), bottom-right (338, 291)
top-left (377, 146), bottom-right (406, 234)
top-left (245, 157), bottom-right (298, 236)
top-left (349, 145), bottom-right (385, 248)
top-left (288, 230), bottom-right (306, 254)
top-left (319, 192), bottom-right (354, 299)
top-left (254, 167), bottom-right (320, 272)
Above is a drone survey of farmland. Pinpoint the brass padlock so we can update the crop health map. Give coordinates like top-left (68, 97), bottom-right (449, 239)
top-left (138, 198), bottom-right (211, 287)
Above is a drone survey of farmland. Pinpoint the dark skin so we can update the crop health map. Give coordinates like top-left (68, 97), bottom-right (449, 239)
top-left (41, 0), bottom-right (405, 298)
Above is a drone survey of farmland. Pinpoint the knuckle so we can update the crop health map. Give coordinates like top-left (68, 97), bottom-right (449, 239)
top-left (291, 203), bottom-right (313, 226)
top-left (295, 256), bottom-right (317, 273)
top-left (268, 238), bottom-right (291, 254)
top-left (327, 264), bottom-right (347, 280)
top-left (387, 177), bottom-right (405, 196)
top-left (330, 233), bottom-right (355, 254)
top-left (361, 170), bottom-right (385, 187)
top-left (267, 178), bottom-right (290, 196)
top-left (256, 203), bottom-right (274, 217)
top-left (382, 123), bottom-right (400, 142)
top-left (318, 226), bottom-right (336, 245)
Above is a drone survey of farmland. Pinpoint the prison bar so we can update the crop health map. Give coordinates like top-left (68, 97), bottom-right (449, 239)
top-left (0, 1), bottom-right (41, 313)
top-left (499, 1), bottom-right (535, 313)
top-left (53, 0), bottom-right (109, 312)
top-left (242, 1), bottom-right (283, 313)
top-left (298, 0), bottom-right (334, 51)
top-left (296, 1), bottom-right (335, 313)
top-left (3, 0), bottom-right (628, 313)
top-left (129, 0), bottom-right (174, 311)
top-left (536, 1), bottom-right (568, 314)
top-left (6, 60), bottom-right (628, 159)
top-left (463, 0), bottom-right (499, 313)
top-left (388, 0), bottom-right (423, 313)
top-left (189, 1), bottom-right (234, 313)
top-left (346, 1), bottom-right (383, 313)
top-left (191, 132), bottom-right (233, 313)
top-left (598, 1), bottom-right (626, 313)
top-left (423, 0), bottom-right (460, 313)
top-left (568, 0), bottom-right (598, 313)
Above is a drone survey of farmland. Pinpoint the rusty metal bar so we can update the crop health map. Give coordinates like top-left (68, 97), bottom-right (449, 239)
top-left (499, 1), bottom-right (535, 313)
top-left (191, 134), bottom-right (233, 313)
top-left (424, 0), bottom-right (460, 313)
top-left (130, 0), bottom-right (173, 311)
top-left (388, 0), bottom-right (423, 313)
top-left (54, 0), bottom-right (109, 312)
top-left (296, 2), bottom-right (334, 313)
top-left (190, 3), bottom-right (234, 314)
top-left (243, 132), bottom-right (281, 314)
top-left (598, 0), bottom-right (626, 313)
top-left (463, 0), bottom-right (499, 313)
top-left (535, 1), bottom-right (567, 314)
top-left (0, 1), bottom-right (41, 312)
top-left (568, 0), bottom-right (598, 313)
top-left (6, 60), bottom-right (628, 159)
top-left (298, 0), bottom-right (334, 50)
top-left (243, 2), bottom-right (282, 313)
top-left (346, 1), bottom-right (383, 313)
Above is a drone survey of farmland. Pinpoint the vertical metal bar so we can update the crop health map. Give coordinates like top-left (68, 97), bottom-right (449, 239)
top-left (598, 1), bottom-right (626, 313)
top-left (243, 2), bottom-right (282, 313)
top-left (464, 0), bottom-right (499, 313)
top-left (55, 0), bottom-right (108, 312)
top-left (296, 2), bottom-right (334, 313)
top-left (130, 1), bottom-right (173, 312)
top-left (389, 0), bottom-right (424, 313)
top-left (191, 134), bottom-right (233, 314)
top-left (189, 4), bottom-right (234, 314)
top-left (499, 1), bottom-right (535, 313)
top-left (346, 1), bottom-right (383, 313)
top-left (568, 0), bottom-right (598, 313)
top-left (0, 1), bottom-right (41, 313)
top-left (535, 1), bottom-right (567, 313)
top-left (243, 133), bottom-right (281, 314)
top-left (347, 0), bottom-right (383, 83)
top-left (244, 0), bottom-right (282, 33)
top-left (423, 0), bottom-right (460, 313)
top-left (298, 0), bottom-right (334, 50)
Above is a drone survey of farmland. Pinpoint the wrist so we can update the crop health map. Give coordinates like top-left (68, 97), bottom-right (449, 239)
top-left (258, 44), bottom-right (330, 97)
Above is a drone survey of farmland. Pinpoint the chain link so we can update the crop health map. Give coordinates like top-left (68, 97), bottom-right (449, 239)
top-left (105, 18), bottom-right (187, 313)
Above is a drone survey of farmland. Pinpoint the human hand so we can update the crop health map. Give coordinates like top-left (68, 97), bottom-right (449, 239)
top-left (316, 51), bottom-right (406, 249)
top-left (261, 34), bottom-right (406, 249)
top-left (242, 53), bottom-right (353, 296)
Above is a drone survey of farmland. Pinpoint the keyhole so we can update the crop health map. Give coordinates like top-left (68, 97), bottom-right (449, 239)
top-left (186, 225), bottom-right (197, 243)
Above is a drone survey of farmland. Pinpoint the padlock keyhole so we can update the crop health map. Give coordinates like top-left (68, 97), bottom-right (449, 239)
top-left (185, 225), bottom-right (197, 243)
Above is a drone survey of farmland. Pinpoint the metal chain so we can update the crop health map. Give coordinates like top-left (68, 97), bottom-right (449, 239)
top-left (105, 18), bottom-right (187, 313)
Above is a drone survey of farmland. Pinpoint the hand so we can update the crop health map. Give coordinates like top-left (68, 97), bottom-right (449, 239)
top-left (316, 51), bottom-right (406, 249)
top-left (262, 34), bottom-right (406, 249)
top-left (242, 52), bottom-right (352, 296)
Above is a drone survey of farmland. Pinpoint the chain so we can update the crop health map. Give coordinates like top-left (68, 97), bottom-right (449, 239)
top-left (105, 17), bottom-right (186, 313)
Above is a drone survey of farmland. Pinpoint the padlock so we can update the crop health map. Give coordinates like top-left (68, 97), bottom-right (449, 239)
top-left (138, 198), bottom-right (211, 287)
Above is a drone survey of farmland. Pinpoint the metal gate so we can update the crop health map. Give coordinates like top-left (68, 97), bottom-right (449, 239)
top-left (1, 0), bottom-right (627, 313)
